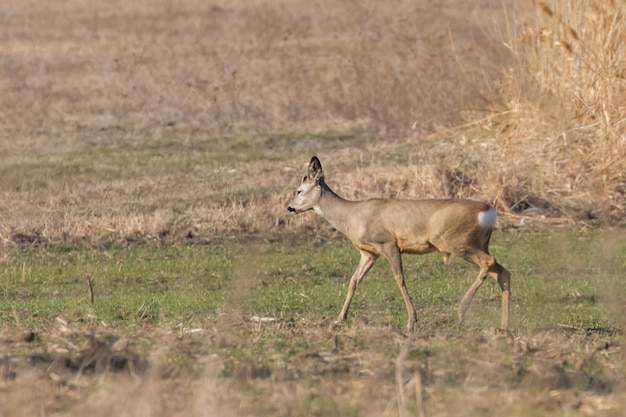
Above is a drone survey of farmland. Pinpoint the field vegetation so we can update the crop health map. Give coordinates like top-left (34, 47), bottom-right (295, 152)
top-left (0, 0), bottom-right (625, 416)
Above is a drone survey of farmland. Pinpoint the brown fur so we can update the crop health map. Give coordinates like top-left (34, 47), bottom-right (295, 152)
top-left (288, 156), bottom-right (510, 331)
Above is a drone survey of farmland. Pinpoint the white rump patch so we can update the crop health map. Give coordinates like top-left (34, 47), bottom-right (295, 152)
top-left (478, 207), bottom-right (497, 228)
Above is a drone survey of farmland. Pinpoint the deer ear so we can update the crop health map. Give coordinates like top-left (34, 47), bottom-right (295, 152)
top-left (308, 156), bottom-right (324, 181)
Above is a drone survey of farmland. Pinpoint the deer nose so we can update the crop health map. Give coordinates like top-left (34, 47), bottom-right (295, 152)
top-left (287, 206), bottom-right (296, 213)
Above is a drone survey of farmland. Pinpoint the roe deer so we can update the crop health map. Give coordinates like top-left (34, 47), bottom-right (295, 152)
top-left (287, 156), bottom-right (510, 331)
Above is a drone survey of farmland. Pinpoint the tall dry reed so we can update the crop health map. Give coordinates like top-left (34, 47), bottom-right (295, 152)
top-left (452, 0), bottom-right (626, 221)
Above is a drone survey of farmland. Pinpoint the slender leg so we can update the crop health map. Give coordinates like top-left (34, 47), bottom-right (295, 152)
top-left (488, 263), bottom-right (511, 330)
top-left (458, 266), bottom-right (489, 325)
top-left (458, 251), bottom-right (511, 330)
top-left (380, 243), bottom-right (418, 331)
top-left (442, 252), bottom-right (450, 264)
top-left (337, 250), bottom-right (378, 323)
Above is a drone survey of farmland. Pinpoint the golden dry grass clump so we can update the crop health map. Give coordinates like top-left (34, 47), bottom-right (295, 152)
top-left (457, 0), bottom-right (626, 222)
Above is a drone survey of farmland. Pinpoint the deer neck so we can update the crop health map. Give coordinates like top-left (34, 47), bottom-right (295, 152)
top-left (314, 181), bottom-right (353, 234)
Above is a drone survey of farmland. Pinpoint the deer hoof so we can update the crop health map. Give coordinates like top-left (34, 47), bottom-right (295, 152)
top-left (494, 327), bottom-right (513, 338)
top-left (331, 319), bottom-right (346, 330)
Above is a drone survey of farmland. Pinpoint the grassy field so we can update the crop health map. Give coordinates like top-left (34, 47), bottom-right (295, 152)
top-left (0, 231), bottom-right (624, 416)
top-left (1, 0), bottom-right (625, 416)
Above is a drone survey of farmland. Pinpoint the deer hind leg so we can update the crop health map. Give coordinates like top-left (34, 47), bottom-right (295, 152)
top-left (457, 262), bottom-right (489, 325)
top-left (380, 243), bottom-right (418, 331)
top-left (489, 262), bottom-right (511, 330)
top-left (337, 250), bottom-right (378, 323)
top-left (458, 252), bottom-right (511, 330)
top-left (442, 252), bottom-right (450, 264)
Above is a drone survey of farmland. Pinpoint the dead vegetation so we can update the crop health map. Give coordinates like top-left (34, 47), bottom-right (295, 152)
top-left (459, 0), bottom-right (626, 222)
top-left (0, 315), bottom-right (622, 416)
top-left (1, 0), bottom-right (623, 247)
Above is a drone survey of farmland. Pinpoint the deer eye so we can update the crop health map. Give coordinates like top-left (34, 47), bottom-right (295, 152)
top-left (296, 190), bottom-right (302, 195)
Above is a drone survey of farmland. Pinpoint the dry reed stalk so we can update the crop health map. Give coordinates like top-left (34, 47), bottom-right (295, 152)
top-left (414, 369), bottom-right (426, 417)
top-left (451, 0), bottom-right (626, 221)
top-left (395, 344), bottom-right (408, 417)
top-left (86, 274), bottom-right (94, 304)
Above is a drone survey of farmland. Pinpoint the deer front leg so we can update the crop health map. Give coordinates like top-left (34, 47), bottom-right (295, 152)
top-left (337, 250), bottom-right (378, 324)
top-left (380, 243), bottom-right (418, 331)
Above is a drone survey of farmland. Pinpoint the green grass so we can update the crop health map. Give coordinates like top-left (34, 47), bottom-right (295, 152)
top-left (0, 230), bottom-right (623, 416)
top-left (0, 244), bottom-right (232, 328)
top-left (1, 229), bottom-right (622, 334)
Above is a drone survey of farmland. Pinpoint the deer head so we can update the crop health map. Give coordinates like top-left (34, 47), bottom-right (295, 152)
top-left (287, 156), bottom-right (325, 214)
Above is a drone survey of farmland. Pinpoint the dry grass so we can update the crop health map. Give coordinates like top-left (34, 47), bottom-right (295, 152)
top-left (1, 0), bottom-right (624, 246)
top-left (460, 0), bottom-right (626, 221)
top-left (0, 0), bottom-right (508, 246)
top-left (0, 0), bottom-right (507, 139)
top-left (1, 313), bottom-right (622, 417)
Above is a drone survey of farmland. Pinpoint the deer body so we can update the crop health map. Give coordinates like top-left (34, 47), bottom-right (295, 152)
top-left (288, 156), bottom-right (510, 331)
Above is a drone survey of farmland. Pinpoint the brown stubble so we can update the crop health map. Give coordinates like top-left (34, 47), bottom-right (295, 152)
top-left (0, 0), bottom-right (513, 246)
top-left (1, 0), bottom-right (624, 242)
